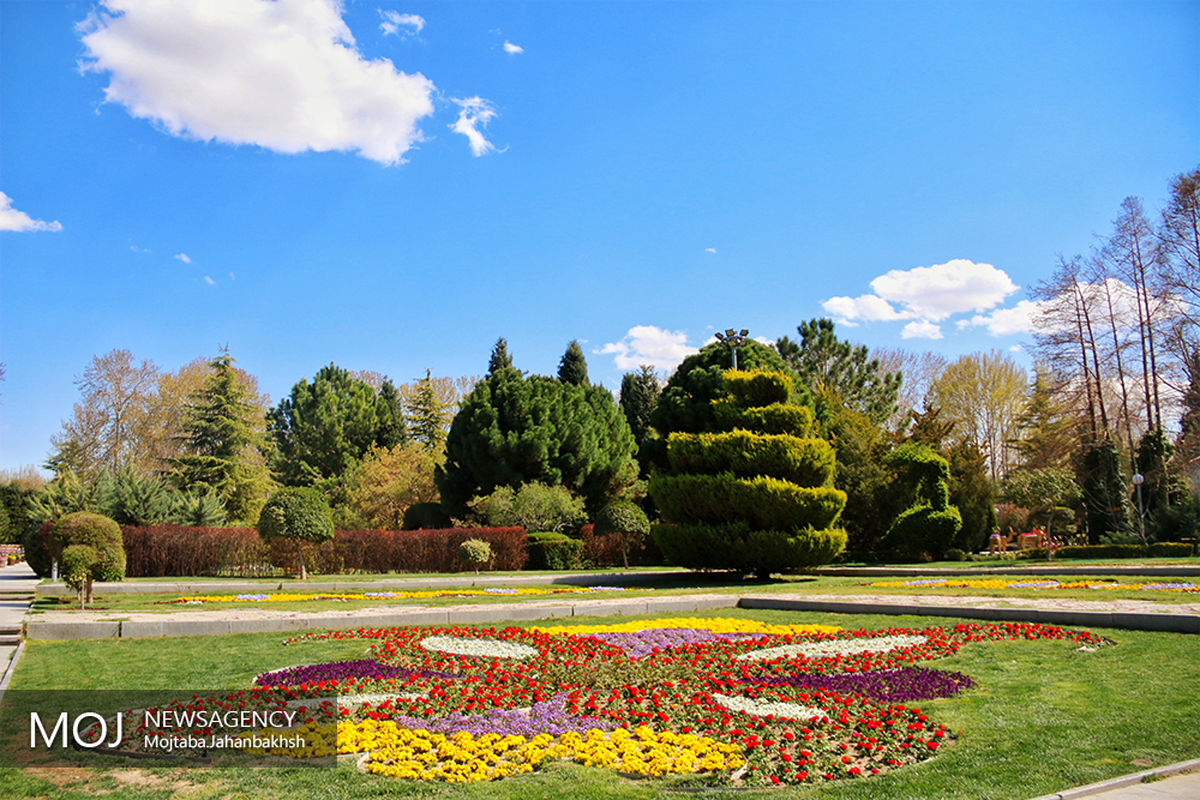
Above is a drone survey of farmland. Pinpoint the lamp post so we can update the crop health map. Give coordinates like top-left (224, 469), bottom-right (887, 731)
top-left (1132, 472), bottom-right (1146, 546)
top-left (714, 328), bottom-right (750, 371)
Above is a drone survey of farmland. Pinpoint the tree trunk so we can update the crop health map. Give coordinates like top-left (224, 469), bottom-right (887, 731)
top-left (297, 539), bottom-right (307, 581)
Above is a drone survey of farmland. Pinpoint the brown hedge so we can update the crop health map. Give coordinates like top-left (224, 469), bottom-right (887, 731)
top-left (121, 525), bottom-right (528, 577)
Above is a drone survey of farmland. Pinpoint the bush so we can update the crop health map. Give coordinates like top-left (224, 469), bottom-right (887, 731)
top-left (52, 511), bottom-right (125, 606)
top-left (594, 500), bottom-right (651, 568)
top-left (667, 431), bottom-right (835, 488)
top-left (650, 473), bottom-right (846, 532)
top-left (1149, 541), bottom-right (1195, 557)
top-left (257, 487), bottom-right (335, 580)
top-left (459, 538), bottom-right (492, 573)
top-left (711, 402), bottom-right (814, 437)
top-left (652, 522), bottom-right (847, 573)
top-left (945, 547), bottom-right (967, 562)
top-left (123, 526), bottom-right (267, 577)
top-left (526, 531), bottom-right (586, 570)
top-left (469, 482), bottom-right (588, 534)
top-left (402, 502), bottom-right (451, 530)
top-left (878, 444), bottom-right (962, 562)
top-left (24, 520), bottom-right (56, 578)
top-left (722, 370), bottom-right (791, 407)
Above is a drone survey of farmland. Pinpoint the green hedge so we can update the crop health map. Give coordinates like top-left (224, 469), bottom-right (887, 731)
top-left (722, 370), bottom-right (791, 408)
top-left (649, 473), bottom-right (845, 531)
top-left (525, 531), bottom-right (586, 570)
top-left (878, 505), bottom-right (962, 562)
top-left (711, 401), bottom-right (814, 437)
top-left (652, 522), bottom-right (846, 572)
top-left (1150, 541), bottom-right (1197, 557)
top-left (1020, 542), bottom-right (1196, 560)
top-left (666, 431), bottom-right (835, 488)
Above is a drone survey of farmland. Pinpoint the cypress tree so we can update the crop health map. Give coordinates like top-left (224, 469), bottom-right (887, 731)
top-left (619, 365), bottom-right (660, 446)
top-left (406, 369), bottom-right (454, 449)
top-left (557, 340), bottom-right (590, 386)
top-left (374, 378), bottom-right (408, 449)
top-left (487, 338), bottom-right (514, 376)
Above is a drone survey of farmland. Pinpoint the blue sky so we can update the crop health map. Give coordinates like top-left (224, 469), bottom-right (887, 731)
top-left (1, 0), bottom-right (1197, 472)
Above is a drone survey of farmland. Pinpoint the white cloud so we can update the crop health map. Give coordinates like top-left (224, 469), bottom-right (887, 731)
top-left (450, 96), bottom-right (498, 156)
top-left (379, 10), bottom-right (424, 37)
top-left (503, 40), bottom-right (524, 54)
top-left (0, 192), bottom-right (62, 232)
top-left (704, 247), bottom-right (717, 254)
top-left (869, 259), bottom-right (1017, 321)
top-left (901, 321), bottom-right (943, 340)
top-left (597, 325), bottom-right (699, 372)
top-left (229, 272), bottom-right (236, 280)
top-left (203, 275), bottom-right (215, 285)
top-left (821, 294), bottom-right (912, 324)
top-left (78, 0), bottom-right (437, 165)
top-left (174, 252), bottom-right (192, 264)
top-left (964, 299), bottom-right (1046, 336)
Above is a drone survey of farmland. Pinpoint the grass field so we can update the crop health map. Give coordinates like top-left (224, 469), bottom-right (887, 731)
top-left (1, 607), bottom-right (1198, 800)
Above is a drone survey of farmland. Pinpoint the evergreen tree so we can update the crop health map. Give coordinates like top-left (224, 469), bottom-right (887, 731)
top-left (776, 318), bottom-right (901, 425)
top-left (1078, 438), bottom-right (1132, 543)
top-left (170, 352), bottom-right (273, 523)
top-left (487, 338), bottom-right (514, 376)
top-left (267, 364), bottom-right (380, 488)
top-left (405, 369), bottom-right (454, 449)
top-left (652, 340), bottom-right (787, 437)
top-left (374, 378), bottom-right (408, 449)
top-left (557, 340), bottom-right (590, 386)
top-left (1135, 429), bottom-right (1178, 517)
top-left (619, 365), bottom-right (661, 460)
top-left (1012, 367), bottom-right (1075, 470)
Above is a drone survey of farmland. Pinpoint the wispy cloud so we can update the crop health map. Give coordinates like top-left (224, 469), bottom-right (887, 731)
top-left (203, 275), bottom-right (215, 286)
top-left (704, 247), bottom-right (717, 254)
top-left (450, 96), bottom-right (498, 156)
top-left (598, 325), bottom-right (699, 372)
top-left (78, 0), bottom-right (438, 165)
top-left (174, 252), bottom-right (192, 264)
top-left (503, 40), bottom-right (524, 54)
top-left (379, 10), bottom-right (424, 37)
top-left (900, 321), bottom-right (943, 340)
top-left (0, 192), bottom-right (62, 232)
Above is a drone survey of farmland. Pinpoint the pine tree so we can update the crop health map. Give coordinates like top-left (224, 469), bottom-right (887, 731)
top-left (171, 351), bottom-right (273, 523)
top-left (619, 365), bottom-right (661, 447)
top-left (487, 338), bottom-right (514, 376)
top-left (405, 369), bottom-right (454, 449)
top-left (1011, 366), bottom-right (1075, 470)
top-left (558, 340), bottom-right (589, 386)
top-left (375, 378), bottom-right (408, 448)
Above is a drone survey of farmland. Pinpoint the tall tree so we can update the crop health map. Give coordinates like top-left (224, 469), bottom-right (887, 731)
top-left (557, 340), bottom-right (590, 386)
top-left (267, 364), bottom-right (381, 488)
top-left (929, 350), bottom-right (1028, 482)
top-left (1159, 167), bottom-right (1200, 334)
top-left (47, 349), bottom-right (161, 478)
top-left (374, 378), bottom-right (408, 449)
top-left (874, 347), bottom-right (948, 430)
top-left (619, 365), bottom-right (661, 451)
top-left (487, 338), bottom-right (514, 376)
top-left (1011, 366), bottom-right (1076, 471)
top-left (776, 318), bottom-right (901, 425)
top-left (345, 442), bottom-right (442, 529)
top-left (403, 370), bottom-right (456, 449)
top-left (170, 351), bottom-right (273, 524)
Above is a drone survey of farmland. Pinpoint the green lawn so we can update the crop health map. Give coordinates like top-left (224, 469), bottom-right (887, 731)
top-left (1, 608), bottom-right (1197, 800)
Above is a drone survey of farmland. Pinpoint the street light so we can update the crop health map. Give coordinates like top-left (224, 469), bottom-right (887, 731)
top-left (714, 328), bottom-right (750, 371)
top-left (1132, 472), bottom-right (1146, 546)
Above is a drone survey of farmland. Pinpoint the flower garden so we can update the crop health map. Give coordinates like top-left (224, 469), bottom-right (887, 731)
top-left (871, 578), bottom-right (1200, 593)
top-left (159, 586), bottom-right (628, 605)
top-left (72, 616), bottom-right (1114, 788)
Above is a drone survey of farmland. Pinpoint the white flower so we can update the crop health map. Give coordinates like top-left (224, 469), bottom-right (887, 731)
top-left (712, 693), bottom-right (825, 720)
top-left (419, 636), bottom-right (538, 659)
top-left (734, 634), bottom-right (929, 662)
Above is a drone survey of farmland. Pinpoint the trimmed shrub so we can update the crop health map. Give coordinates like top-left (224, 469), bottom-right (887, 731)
top-left (123, 526), bottom-right (267, 577)
top-left (24, 520), bottom-right (56, 578)
top-left (52, 511), bottom-right (125, 606)
top-left (257, 487), bottom-right (335, 580)
top-left (651, 473), bottom-right (845, 532)
top-left (402, 502), bottom-right (451, 530)
top-left (878, 444), bottom-right (962, 562)
top-left (594, 500), bottom-right (651, 568)
top-left (469, 483), bottom-right (588, 535)
top-left (459, 538), bottom-right (492, 573)
top-left (1149, 541), bottom-right (1196, 557)
top-left (667, 431), bottom-right (835, 488)
top-left (653, 522), bottom-right (847, 573)
top-left (526, 531), bottom-right (586, 570)
top-left (722, 370), bottom-right (791, 408)
top-left (711, 401), bottom-right (814, 437)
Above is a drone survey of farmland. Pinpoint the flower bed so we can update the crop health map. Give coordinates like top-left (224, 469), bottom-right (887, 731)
top-left (872, 578), bottom-right (1200, 593)
top-left (87, 616), bottom-right (1111, 787)
top-left (160, 586), bottom-right (627, 605)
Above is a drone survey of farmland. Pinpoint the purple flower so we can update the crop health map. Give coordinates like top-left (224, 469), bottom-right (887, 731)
top-left (589, 628), bottom-right (759, 659)
top-left (381, 692), bottom-right (617, 737)
top-left (741, 666), bottom-right (975, 701)
top-left (255, 659), bottom-right (451, 687)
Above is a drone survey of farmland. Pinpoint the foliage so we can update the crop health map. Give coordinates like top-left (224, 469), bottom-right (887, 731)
top-left (439, 352), bottom-right (637, 513)
top-left (486, 337), bottom-right (513, 376)
top-left (618, 365), bottom-right (661, 464)
top-left (650, 368), bottom-right (847, 575)
top-left (879, 444), bottom-right (963, 561)
top-left (1078, 438), bottom-right (1132, 544)
top-left (27, 471), bottom-right (101, 523)
top-left (257, 487), bottom-right (335, 579)
top-left (557, 340), bottom-right (589, 386)
top-left (593, 500), bottom-right (650, 568)
top-left (1135, 428), bottom-right (1180, 516)
top-left (402, 501), bottom-right (451, 530)
top-left (169, 351), bottom-right (273, 524)
top-left (1148, 491), bottom-right (1200, 544)
top-left (345, 442), bottom-right (442, 530)
top-left (94, 466), bottom-right (178, 526)
top-left (402, 370), bottom-right (456, 449)
top-left (52, 511), bottom-right (126, 605)
top-left (0, 480), bottom-right (37, 544)
top-left (929, 350), bottom-right (1027, 482)
top-left (267, 364), bottom-right (385, 488)
top-left (1012, 367), bottom-right (1076, 470)
top-left (459, 537), bottom-right (493, 571)
top-left (775, 318), bottom-right (901, 425)
top-left (172, 490), bottom-right (229, 527)
top-left (944, 441), bottom-right (997, 554)
top-left (23, 520), bottom-right (56, 578)
top-left (468, 482), bottom-right (588, 534)
top-left (374, 378), bottom-right (408, 449)
top-left (525, 531), bottom-right (586, 570)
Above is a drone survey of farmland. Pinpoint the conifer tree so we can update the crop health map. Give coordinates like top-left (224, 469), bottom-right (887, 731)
top-left (557, 340), bottom-right (590, 386)
top-left (171, 351), bottom-right (272, 523)
top-left (374, 378), bottom-right (408, 449)
top-left (405, 369), bottom-right (454, 449)
top-left (620, 365), bottom-right (661, 449)
top-left (487, 338), bottom-right (514, 376)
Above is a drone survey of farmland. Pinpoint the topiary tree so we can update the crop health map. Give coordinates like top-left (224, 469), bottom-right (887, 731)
top-left (879, 444), bottom-right (963, 561)
top-left (257, 487), bottom-right (334, 580)
top-left (594, 500), bottom-right (651, 568)
top-left (51, 511), bottom-right (125, 607)
top-left (459, 538), bottom-right (492, 574)
top-left (650, 369), bottom-right (847, 577)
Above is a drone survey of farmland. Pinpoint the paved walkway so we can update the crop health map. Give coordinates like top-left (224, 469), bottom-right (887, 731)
top-left (0, 561), bottom-right (38, 688)
top-left (1029, 762), bottom-right (1200, 800)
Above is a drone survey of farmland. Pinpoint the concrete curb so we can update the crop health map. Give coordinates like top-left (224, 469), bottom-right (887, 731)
top-left (0, 640), bottom-right (25, 692)
top-left (1027, 757), bottom-right (1200, 799)
top-left (736, 596), bottom-right (1200, 633)
top-left (817, 566), bottom-right (1200, 577)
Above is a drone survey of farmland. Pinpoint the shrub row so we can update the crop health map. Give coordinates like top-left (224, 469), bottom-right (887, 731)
top-left (652, 522), bottom-right (846, 573)
top-left (525, 532), bottom-right (586, 571)
top-left (1018, 542), bottom-right (1197, 560)
top-left (649, 473), bottom-right (846, 531)
top-left (121, 525), bottom-right (528, 577)
top-left (711, 401), bottom-right (814, 437)
top-left (667, 431), bottom-right (835, 488)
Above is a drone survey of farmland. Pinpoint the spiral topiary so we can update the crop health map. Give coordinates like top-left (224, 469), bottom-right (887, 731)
top-left (650, 369), bottom-right (847, 577)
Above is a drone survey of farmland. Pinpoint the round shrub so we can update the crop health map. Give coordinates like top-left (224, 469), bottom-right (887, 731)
top-left (257, 487), bottom-right (334, 580)
top-left (526, 532), bottom-right (585, 570)
top-left (459, 537), bottom-right (493, 573)
top-left (594, 500), bottom-right (651, 568)
top-left (51, 511), bottom-right (126, 606)
top-left (23, 520), bottom-right (56, 579)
